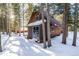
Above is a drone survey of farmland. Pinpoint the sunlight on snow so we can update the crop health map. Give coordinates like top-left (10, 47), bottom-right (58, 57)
top-left (31, 46), bottom-right (41, 53)
top-left (33, 44), bottom-right (56, 56)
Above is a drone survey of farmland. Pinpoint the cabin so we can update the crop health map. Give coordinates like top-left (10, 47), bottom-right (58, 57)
top-left (27, 11), bottom-right (63, 43)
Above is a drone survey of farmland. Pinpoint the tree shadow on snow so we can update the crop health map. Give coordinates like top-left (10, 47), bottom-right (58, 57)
top-left (15, 36), bottom-right (55, 56)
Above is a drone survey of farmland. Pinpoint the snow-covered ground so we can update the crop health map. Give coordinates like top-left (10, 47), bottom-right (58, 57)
top-left (0, 32), bottom-right (79, 56)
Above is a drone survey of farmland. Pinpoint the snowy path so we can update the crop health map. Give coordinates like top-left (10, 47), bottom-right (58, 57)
top-left (0, 32), bottom-right (79, 56)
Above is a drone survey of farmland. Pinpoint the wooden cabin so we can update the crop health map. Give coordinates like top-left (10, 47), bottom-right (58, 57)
top-left (27, 11), bottom-right (63, 43)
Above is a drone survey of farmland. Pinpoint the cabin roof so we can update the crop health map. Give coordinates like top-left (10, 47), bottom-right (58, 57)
top-left (28, 11), bottom-right (62, 27)
top-left (28, 11), bottom-right (39, 24)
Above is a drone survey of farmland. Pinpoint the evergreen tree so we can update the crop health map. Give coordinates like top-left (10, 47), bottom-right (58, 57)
top-left (41, 3), bottom-right (47, 48)
top-left (0, 32), bottom-right (2, 52)
top-left (62, 3), bottom-right (69, 44)
top-left (46, 3), bottom-right (51, 47)
top-left (72, 3), bottom-right (78, 46)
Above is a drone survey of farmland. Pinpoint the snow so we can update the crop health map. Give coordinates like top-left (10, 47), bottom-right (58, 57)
top-left (27, 19), bottom-right (46, 26)
top-left (0, 32), bottom-right (79, 56)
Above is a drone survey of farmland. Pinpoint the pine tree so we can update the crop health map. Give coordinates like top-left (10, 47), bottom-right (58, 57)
top-left (62, 3), bottom-right (68, 44)
top-left (6, 3), bottom-right (11, 36)
top-left (41, 3), bottom-right (47, 48)
top-left (0, 32), bottom-right (2, 52)
top-left (18, 4), bottom-right (21, 36)
top-left (23, 4), bottom-right (25, 36)
top-left (72, 3), bottom-right (78, 46)
top-left (46, 3), bottom-right (51, 47)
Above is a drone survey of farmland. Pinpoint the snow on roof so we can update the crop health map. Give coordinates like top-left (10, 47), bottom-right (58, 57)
top-left (27, 19), bottom-right (46, 26)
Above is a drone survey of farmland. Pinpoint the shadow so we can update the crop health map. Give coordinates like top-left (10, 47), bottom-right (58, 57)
top-left (1, 32), bottom-right (79, 56)
top-left (4, 35), bottom-right (54, 56)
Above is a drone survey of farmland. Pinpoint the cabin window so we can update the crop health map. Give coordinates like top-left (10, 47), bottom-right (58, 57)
top-left (33, 26), bottom-right (39, 33)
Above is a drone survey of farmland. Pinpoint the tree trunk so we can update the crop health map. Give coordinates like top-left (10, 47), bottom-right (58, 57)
top-left (6, 4), bottom-right (9, 34)
top-left (46, 3), bottom-right (51, 47)
top-left (72, 3), bottom-right (78, 46)
top-left (19, 4), bottom-right (21, 36)
top-left (41, 4), bottom-right (47, 48)
top-left (0, 32), bottom-right (2, 52)
top-left (23, 4), bottom-right (25, 36)
top-left (2, 10), bottom-right (5, 34)
top-left (62, 3), bottom-right (68, 44)
top-left (1, 16), bottom-right (3, 32)
top-left (4, 13), bottom-right (7, 33)
top-left (8, 4), bottom-right (11, 36)
top-left (66, 4), bottom-right (70, 37)
top-left (6, 4), bottom-right (11, 36)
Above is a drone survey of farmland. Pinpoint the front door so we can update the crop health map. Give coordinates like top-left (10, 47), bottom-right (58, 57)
top-left (32, 26), bottom-right (40, 42)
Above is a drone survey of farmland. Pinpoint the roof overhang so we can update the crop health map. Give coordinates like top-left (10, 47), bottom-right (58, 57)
top-left (27, 19), bottom-right (46, 26)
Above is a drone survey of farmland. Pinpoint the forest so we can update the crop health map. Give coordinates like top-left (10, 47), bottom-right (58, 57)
top-left (0, 3), bottom-right (79, 56)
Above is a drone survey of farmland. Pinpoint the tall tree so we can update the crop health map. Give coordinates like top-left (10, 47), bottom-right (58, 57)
top-left (41, 3), bottom-right (47, 48)
top-left (18, 3), bottom-right (21, 36)
top-left (18, 4), bottom-right (21, 36)
top-left (72, 3), bottom-right (78, 46)
top-left (5, 4), bottom-right (9, 34)
top-left (66, 4), bottom-right (70, 37)
top-left (0, 32), bottom-right (2, 52)
top-left (19, 3), bottom-right (25, 36)
top-left (18, 4), bottom-right (22, 36)
top-left (62, 3), bottom-right (68, 44)
top-left (1, 4), bottom-right (5, 34)
top-left (0, 4), bottom-right (6, 34)
top-left (46, 3), bottom-right (51, 47)
top-left (23, 4), bottom-right (25, 36)
top-left (12, 4), bottom-right (20, 34)
top-left (27, 4), bottom-right (33, 24)
top-left (6, 3), bottom-right (11, 36)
